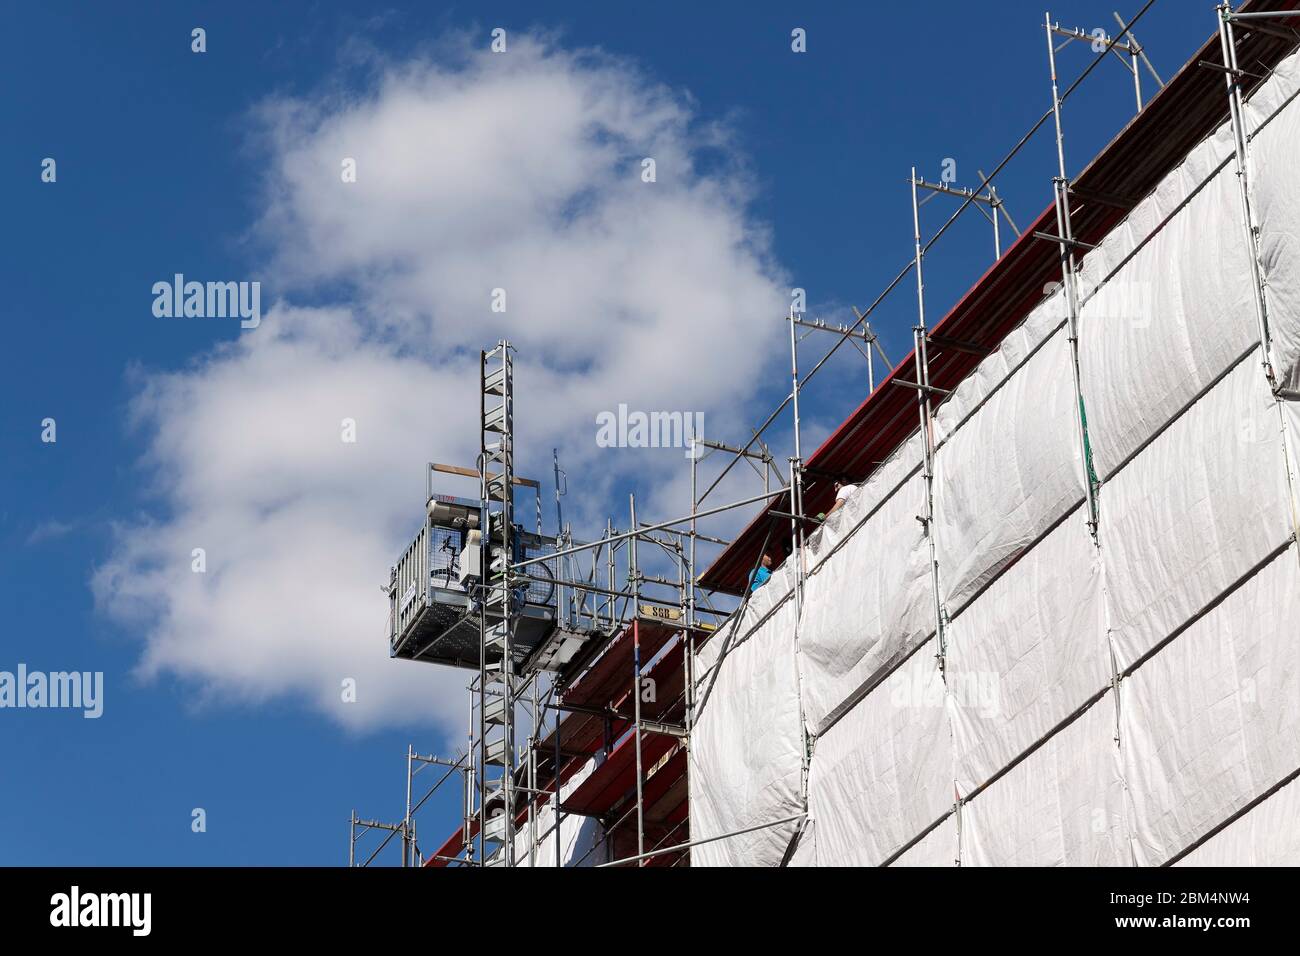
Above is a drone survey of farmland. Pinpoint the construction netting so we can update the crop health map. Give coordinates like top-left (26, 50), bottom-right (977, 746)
top-left (689, 47), bottom-right (1300, 867)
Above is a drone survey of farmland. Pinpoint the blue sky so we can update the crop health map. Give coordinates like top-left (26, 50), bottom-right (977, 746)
top-left (0, 1), bottom-right (1219, 864)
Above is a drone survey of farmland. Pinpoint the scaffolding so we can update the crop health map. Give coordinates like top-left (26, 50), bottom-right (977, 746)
top-left (347, 0), bottom-right (1300, 867)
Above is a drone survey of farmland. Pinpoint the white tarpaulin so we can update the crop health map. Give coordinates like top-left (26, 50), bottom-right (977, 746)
top-left (1245, 44), bottom-right (1300, 132)
top-left (889, 812), bottom-right (958, 868)
top-left (688, 562), bottom-right (804, 867)
top-left (804, 431), bottom-right (923, 561)
top-left (1121, 545), bottom-right (1300, 866)
top-left (513, 755), bottom-right (606, 867)
top-left (799, 431), bottom-right (926, 569)
top-left (807, 646), bottom-right (952, 866)
top-left (1077, 125), bottom-right (1255, 479)
top-left (1100, 355), bottom-right (1293, 670)
top-left (946, 504), bottom-right (1108, 796)
top-left (798, 470), bottom-right (932, 734)
top-left (932, 329), bottom-right (1086, 614)
top-left (961, 695), bottom-right (1127, 866)
top-left (931, 291), bottom-right (1068, 449)
top-left (1175, 776), bottom-right (1300, 867)
top-left (1248, 48), bottom-right (1300, 394)
top-left (686, 44), bottom-right (1300, 869)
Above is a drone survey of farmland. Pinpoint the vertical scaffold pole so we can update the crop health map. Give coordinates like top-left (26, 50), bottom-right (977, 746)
top-left (784, 317), bottom-right (813, 809)
top-left (1219, 6), bottom-right (1300, 569)
top-left (500, 344), bottom-right (515, 867)
top-left (1045, 13), bottom-right (1100, 540)
top-left (685, 436), bottom-right (699, 739)
top-left (992, 190), bottom-right (1002, 260)
top-left (528, 677), bottom-right (539, 866)
top-left (910, 169), bottom-right (946, 664)
top-left (403, 744), bottom-right (413, 867)
top-left (606, 519), bottom-right (616, 628)
top-left (464, 685), bottom-right (474, 864)
top-left (629, 494), bottom-right (645, 864)
top-left (553, 686), bottom-right (562, 869)
top-left (477, 351), bottom-right (488, 866)
top-left (1131, 38), bottom-right (1143, 113)
top-left (787, 311), bottom-right (806, 615)
top-left (1218, 4), bottom-right (1276, 386)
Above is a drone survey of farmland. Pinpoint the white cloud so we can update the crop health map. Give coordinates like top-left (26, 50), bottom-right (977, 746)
top-left (94, 36), bottom-right (788, 731)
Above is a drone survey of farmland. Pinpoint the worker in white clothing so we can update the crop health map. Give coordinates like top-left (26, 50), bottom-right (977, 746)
top-left (825, 480), bottom-right (858, 518)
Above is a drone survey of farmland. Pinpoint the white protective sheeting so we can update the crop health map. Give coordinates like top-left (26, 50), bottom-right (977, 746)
top-left (932, 329), bottom-right (1087, 614)
top-left (1248, 48), bottom-right (1300, 393)
top-left (889, 812), bottom-right (958, 867)
top-left (688, 562), bottom-right (804, 867)
top-left (688, 47), bottom-right (1300, 869)
top-left (1245, 44), bottom-right (1300, 131)
top-left (1175, 775), bottom-right (1300, 867)
top-left (1100, 356), bottom-right (1293, 670)
top-left (804, 431), bottom-right (921, 561)
top-left (931, 291), bottom-right (1068, 449)
top-left (946, 504), bottom-right (1108, 796)
top-left (798, 469), bottom-right (932, 734)
top-left (961, 695), bottom-right (1128, 866)
top-left (513, 756), bottom-right (606, 867)
top-left (807, 646), bottom-right (953, 866)
top-left (1121, 545), bottom-right (1300, 866)
top-left (803, 430), bottom-right (925, 571)
top-left (1078, 123), bottom-right (1256, 478)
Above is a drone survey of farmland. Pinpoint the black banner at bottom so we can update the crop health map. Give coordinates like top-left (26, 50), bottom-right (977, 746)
top-left (0, 865), bottom-right (1283, 941)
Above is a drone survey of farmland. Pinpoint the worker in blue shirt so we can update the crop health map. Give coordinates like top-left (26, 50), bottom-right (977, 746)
top-left (749, 553), bottom-right (774, 592)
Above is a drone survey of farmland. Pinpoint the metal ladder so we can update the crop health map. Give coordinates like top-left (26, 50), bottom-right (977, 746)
top-left (475, 341), bottom-right (519, 865)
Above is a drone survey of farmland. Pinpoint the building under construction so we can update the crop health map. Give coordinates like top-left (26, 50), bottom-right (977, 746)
top-left (349, 1), bottom-right (1300, 867)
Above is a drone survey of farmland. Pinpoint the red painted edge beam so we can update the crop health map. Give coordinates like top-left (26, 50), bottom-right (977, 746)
top-left (560, 731), bottom-right (677, 818)
top-left (636, 638), bottom-right (689, 721)
top-left (536, 625), bottom-right (693, 778)
top-left (643, 747), bottom-right (687, 817)
top-left (535, 638), bottom-right (689, 794)
top-left (424, 816), bottom-right (479, 868)
top-left (559, 622), bottom-right (636, 709)
top-left (626, 798), bottom-right (691, 867)
top-left (700, 0), bottom-right (1300, 595)
top-left (533, 718), bottom-right (631, 799)
top-left (561, 618), bottom-right (677, 709)
top-left (426, 757), bottom-right (587, 867)
top-left (607, 635), bottom-right (688, 723)
top-left (605, 746), bottom-right (687, 825)
top-left (428, 733), bottom-right (601, 866)
top-left (535, 711), bottom-right (606, 765)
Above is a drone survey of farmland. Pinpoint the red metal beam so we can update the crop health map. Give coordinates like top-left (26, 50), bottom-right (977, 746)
top-left (560, 730), bottom-right (678, 818)
top-left (560, 617), bottom-right (679, 710)
top-left (424, 816), bottom-right (478, 868)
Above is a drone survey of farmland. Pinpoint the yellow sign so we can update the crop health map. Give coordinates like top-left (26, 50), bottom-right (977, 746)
top-left (639, 604), bottom-right (682, 621)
